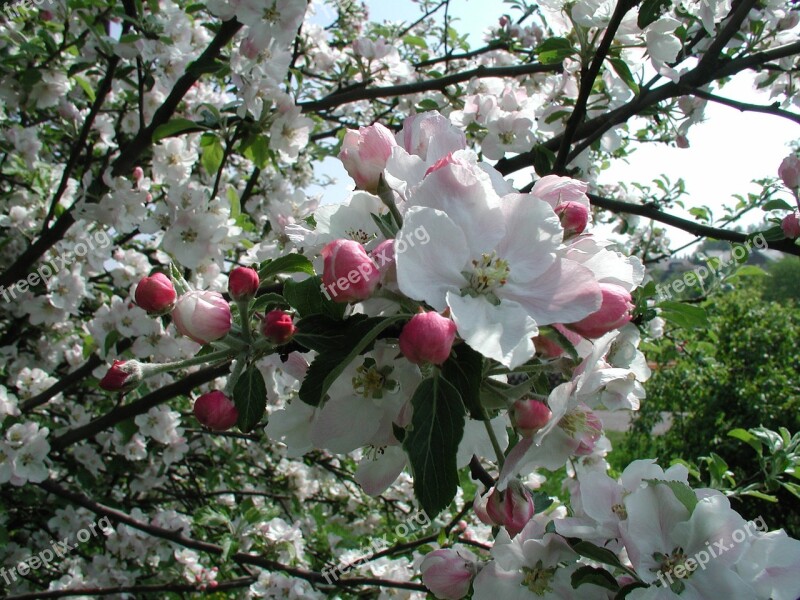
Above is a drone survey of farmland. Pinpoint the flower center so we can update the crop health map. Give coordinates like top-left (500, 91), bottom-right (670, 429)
top-left (500, 131), bottom-right (515, 145)
top-left (653, 548), bottom-right (691, 591)
top-left (521, 561), bottom-right (556, 595)
top-left (462, 252), bottom-right (510, 303)
top-left (346, 228), bottom-right (374, 245)
top-left (352, 359), bottom-right (397, 399)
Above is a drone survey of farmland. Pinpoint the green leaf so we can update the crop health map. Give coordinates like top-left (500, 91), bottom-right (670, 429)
top-left (258, 254), bottom-right (315, 282)
top-left (72, 75), bottom-right (96, 102)
top-left (403, 375), bottom-right (466, 517)
top-left (441, 344), bottom-right (483, 419)
top-left (536, 37), bottom-right (575, 65)
top-left (761, 199), bottom-right (795, 212)
top-left (250, 293), bottom-right (288, 314)
top-left (201, 134), bottom-right (225, 175)
top-left (638, 0), bottom-right (672, 28)
top-left (570, 540), bottom-right (627, 570)
top-left (532, 491), bottom-right (554, 514)
top-left (293, 314), bottom-right (369, 354)
top-left (571, 565), bottom-right (620, 591)
top-left (299, 316), bottom-right (405, 406)
top-left (780, 481), bottom-right (800, 500)
top-left (728, 265), bottom-right (766, 280)
top-left (152, 118), bottom-right (199, 142)
top-left (403, 34), bottom-right (428, 49)
top-left (728, 428), bottom-right (763, 454)
top-left (532, 145), bottom-right (557, 176)
top-left (283, 276), bottom-right (346, 321)
top-left (608, 58), bottom-right (639, 95)
top-left (743, 490), bottom-right (779, 502)
top-left (646, 479), bottom-right (698, 515)
top-left (233, 365), bottom-right (267, 432)
top-left (417, 99), bottom-right (439, 111)
top-left (657, 300), bottom-right (709, 329)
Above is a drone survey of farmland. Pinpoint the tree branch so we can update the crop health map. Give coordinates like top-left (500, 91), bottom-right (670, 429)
top-left (587, 192), bottom-right (800, 255)
top-left (50, 362), bottom-right (231, 451)
top-left (299, 62), bottom-right (561, 113)
top-left (553, 0), bottom-right (639, 172)
top-left (690, 88), bottom-right (800, 125)
top-left (37, 480), bottom-right (429, 593)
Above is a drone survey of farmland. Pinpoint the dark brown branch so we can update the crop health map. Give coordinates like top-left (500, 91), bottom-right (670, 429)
top-left (37, 480), bottom-right (429, 593)
top-left (690, 89), bottom-right (800, 125)
top-left (299, 62), bottom-right (562, 113)
top-left (3, 578), bottom-right (257, 599)
top-left (587, 192), bottom-right (800, 256)
top-left (50, 362), bottom-right (231, 451)
top-left (553, 0), bottom-right (639, 172)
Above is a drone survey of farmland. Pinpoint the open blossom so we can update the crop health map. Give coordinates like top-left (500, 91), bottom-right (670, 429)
top-left (395, 155), bottom-right (601, 368)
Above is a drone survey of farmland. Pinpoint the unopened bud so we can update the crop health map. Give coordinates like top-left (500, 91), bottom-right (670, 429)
top-left (193, 391), bottom-right (239, 431)
top-left (399, 311), bottom-right (457, 365)
top-left (261, 310), bottom-right (296, 344)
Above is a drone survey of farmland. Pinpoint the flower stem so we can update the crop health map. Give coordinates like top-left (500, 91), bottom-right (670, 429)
top-left (147, 348), bottom-right (235, 376)
top-left (481, 405), bottom-right (505, 468)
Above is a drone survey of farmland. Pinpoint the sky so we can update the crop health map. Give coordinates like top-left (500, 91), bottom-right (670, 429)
top-left (310, 0), bottom-right (799, 252)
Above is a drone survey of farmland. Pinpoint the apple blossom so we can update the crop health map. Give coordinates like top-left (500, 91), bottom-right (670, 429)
top-left (567, 283), bottom-right (633, 339)
top-left (261, 310), bottom-right (296, 344)
top-left (398, 311), bottom-right (457, 365)
top-left (781, 212), bottom-right (800, 239)
top-left (486, 480), bottom-right (536, 537)
top-left (778, 155), bottom-right (800, 190)
top-left (228, 266), bottom-right (260, 301)
top-left (134, 273), bottom-right (177, 314)
top-left (420, 548), bottom-right (478, 600)
top-left (554, 200), bottom-right (590, 237)
top-left (99, 360), bottom-right (144, 392)
top-left (512, 398), bottom-right (552, 437)
top-left (193, 391), bottom-right (239, 431)
top-left (321, 239), bottom-right (381, 302)
top-left (339, 123), bottom-right (397, 193)
top-left (171, 290), bottom-right (232, 344)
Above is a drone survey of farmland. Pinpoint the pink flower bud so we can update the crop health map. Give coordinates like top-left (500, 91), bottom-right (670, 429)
top-left (193, 391), bottom-right (239, 431)
top-left (134, 273), bottom-right (177, 314)
top-left (499, 15), bottom-right (509, 26)
top-left (675, 134), bottom-right (690, 149)
top-left (228, 266), bottom-right (260, 301)
top-left (99, 360), bottom-right (143, 392)
top-left (399, 311), bottom-right (457, 365)
top-left (172, 291), bottom-right (232, 344)
top-left (782, 212), bottom-right (800, 239)
top-left (40, 9), bottom-right (53, 20)
top-left (339, 123), bottom-right (397, 193)
top-left (567, 283), bottom-right (633, 339)
top-left (779, 155), bottom-right (800, 190)
top-left (486, 480), bottom-right (535, 537)
top-left (512, 398), bottom-right (552, 437)
top-left (321, 239), bottom-right (381, 303)
top-left (261, 310), bottom-right (296, 344)
top-left (420, 548), bottom-right (477, 600)
top-left (133, 166), bottom-right (144, 181)
top-left (554, 200), bottom-right (589, 237)
top-left (531, 174), bottom-right (588, 208)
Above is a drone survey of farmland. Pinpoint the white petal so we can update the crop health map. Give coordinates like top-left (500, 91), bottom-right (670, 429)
top-left (496, 193), bottom-right (561, 282)
top-left (355, 446), bottom-right (407, 496)
top-left (396, 207), bottom-right (469, 311)
top-left (310, 395), bottom-right (383, 454)
top-left (447, 293), bottom-right (538, 369)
